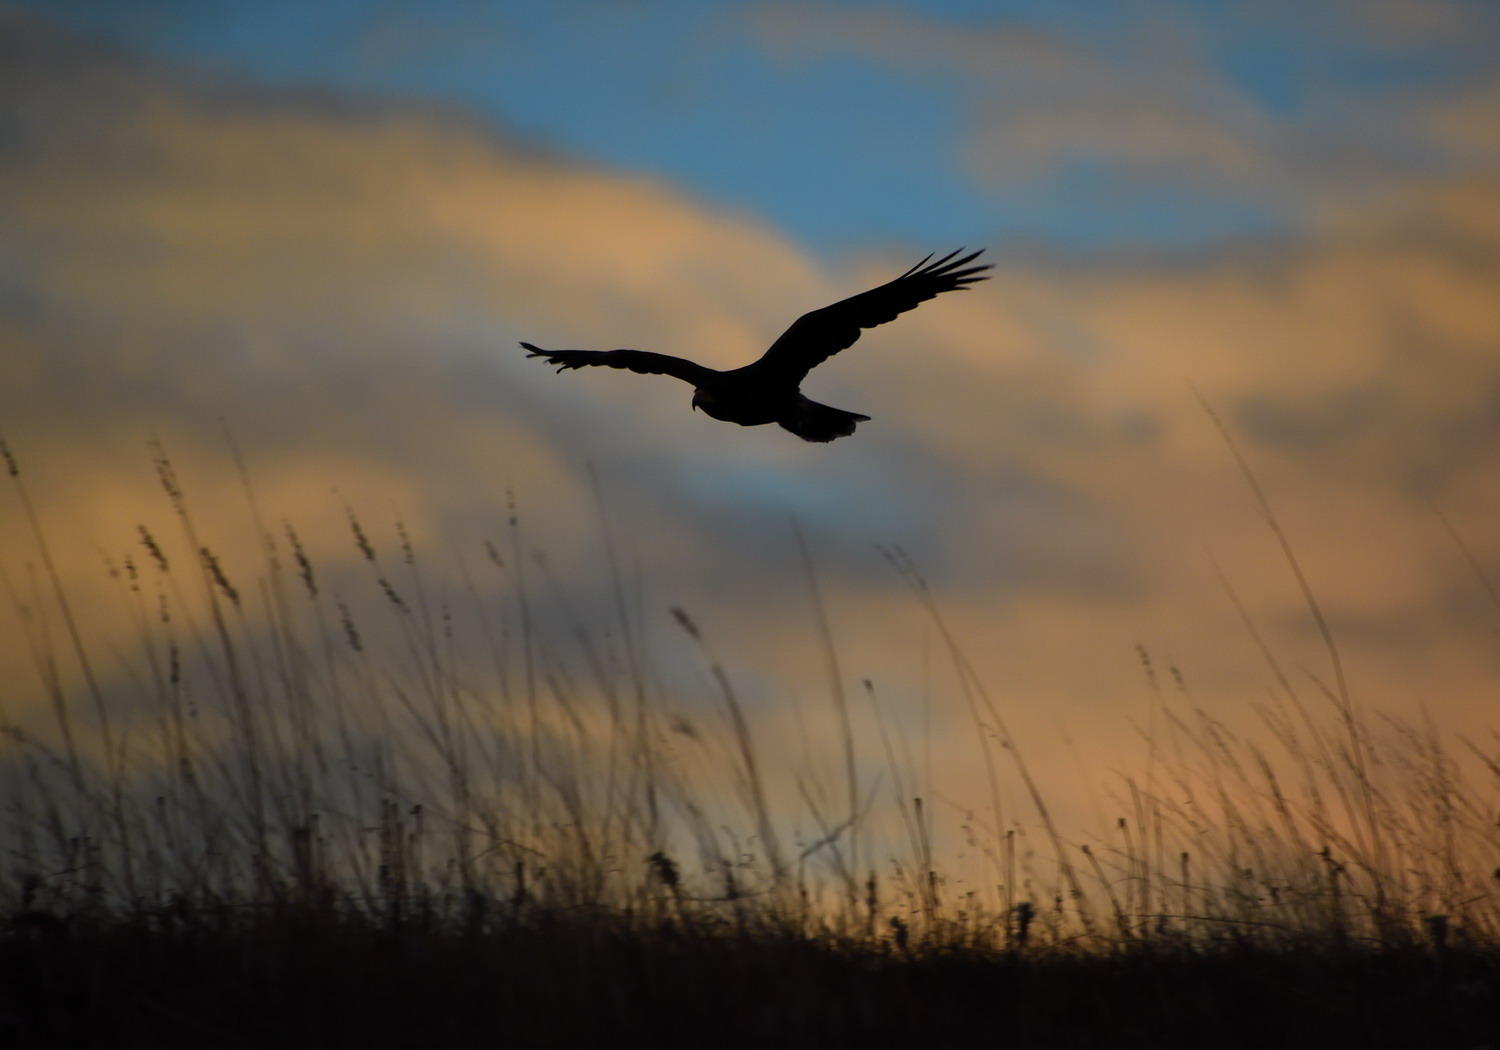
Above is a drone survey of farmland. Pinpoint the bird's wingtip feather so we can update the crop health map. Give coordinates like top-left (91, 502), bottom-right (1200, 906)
top-left (900, 251), bottom-right (935, 279)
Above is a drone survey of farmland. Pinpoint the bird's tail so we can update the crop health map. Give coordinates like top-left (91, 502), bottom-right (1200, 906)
top-left (778, 398), bottom-right (871, 443)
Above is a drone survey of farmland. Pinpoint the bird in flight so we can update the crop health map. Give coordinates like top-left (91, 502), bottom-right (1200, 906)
top-left (521, 248), bottom-right (989, 442)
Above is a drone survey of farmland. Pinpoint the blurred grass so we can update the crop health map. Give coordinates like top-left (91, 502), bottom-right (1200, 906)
top-left (1, 435), bottom-right (1497, 1047)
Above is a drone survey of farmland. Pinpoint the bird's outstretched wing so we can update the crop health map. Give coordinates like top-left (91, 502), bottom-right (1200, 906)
top-left (521, 343), bottom-right (714, 385)
top-left (751, 249), bottom-right (990, 384)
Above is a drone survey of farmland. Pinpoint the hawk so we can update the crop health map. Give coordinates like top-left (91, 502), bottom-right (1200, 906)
top-left (521, 248), bottom-right (989, 442)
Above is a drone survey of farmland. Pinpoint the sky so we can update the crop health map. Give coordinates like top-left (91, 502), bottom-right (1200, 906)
top-left (20, 0), bottom-right (1500, 252)
top-left (2, 0), bottom-right (1499, 859)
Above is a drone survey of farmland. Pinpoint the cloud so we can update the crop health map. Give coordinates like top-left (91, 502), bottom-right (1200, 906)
top-left (752, 1), bottom-right (1500, 224)
top-left (352, 0), bottom-right (514, 74)
top-left (3, 13), bottom-right (1499, 840)
top-left (1426, 76), bottom-right (1500, 167)
top-left (1328, 0), bottom-right (1492, 44)
top-left (754, 4), bottom-right (1272, 187)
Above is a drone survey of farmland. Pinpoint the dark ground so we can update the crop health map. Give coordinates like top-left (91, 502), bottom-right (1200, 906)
top-left (4, 906), bottom-right (1497, 1049)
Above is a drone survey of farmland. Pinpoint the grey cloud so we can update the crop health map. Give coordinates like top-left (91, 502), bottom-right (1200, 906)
top-left (752, 2), bottom-right (1500, 219)
top-left (755, 3), bottom-right (1272, 188)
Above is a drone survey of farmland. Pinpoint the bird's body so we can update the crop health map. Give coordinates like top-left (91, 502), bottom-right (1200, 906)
top-left (693, 376), bottom-right (868, 442)
top-left (522, 249), bottom-right (989, 442)
top-left (690, 377), bottom-right (788, 428)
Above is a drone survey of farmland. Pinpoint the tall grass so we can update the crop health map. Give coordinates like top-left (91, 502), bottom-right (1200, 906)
top-left (0, 433), bottom-right (1497, 959)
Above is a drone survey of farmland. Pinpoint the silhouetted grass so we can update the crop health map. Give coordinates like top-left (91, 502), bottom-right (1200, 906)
top-left (1, 433), bottom-right (1497, 1047)
top-left (6, 904), bottom-right (1498, 1049)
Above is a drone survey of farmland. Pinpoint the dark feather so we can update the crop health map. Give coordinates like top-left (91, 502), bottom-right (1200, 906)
top-left (776, 399), bottom-right (871, 443)
top-left (519, 343), bottom-right (712, 385)
top-left (750, 249), bottom-right (990, 384)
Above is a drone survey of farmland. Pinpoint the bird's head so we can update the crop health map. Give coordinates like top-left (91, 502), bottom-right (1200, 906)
top-left (690, 389), bottom-right (706, 413)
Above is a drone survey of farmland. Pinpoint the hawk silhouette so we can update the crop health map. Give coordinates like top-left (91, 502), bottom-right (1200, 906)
top-left (521, 249), bottom-right (990, 442)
